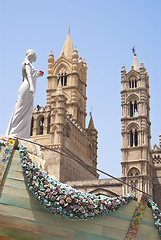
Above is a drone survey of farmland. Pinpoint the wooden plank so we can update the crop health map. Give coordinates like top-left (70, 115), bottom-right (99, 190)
top-left (103, 225), bottom-right (127, 239)
top-left (0, 215), bottom-right (75, 240)
top-left (1, 185), bottom-right (31, 199)
top-left (7, 171), bottom-right (25, 181)
top-left (0, 195), bottom-right (39, 211)
top-left (74, 230), bottom-right (114, 240)
top-left (0, 203), bottom-right (104, 236)
top-left (0, 225), bottom-right (41, 240)
top-left (4, 178), bottom-right (26, 190)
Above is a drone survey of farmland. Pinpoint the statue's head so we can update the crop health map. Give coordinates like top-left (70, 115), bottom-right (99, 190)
top-left (26, 49), bottom-right (37, 62)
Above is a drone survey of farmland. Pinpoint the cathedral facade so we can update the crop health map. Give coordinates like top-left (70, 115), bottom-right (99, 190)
top-left (30, 29), bottom-right (161, 209)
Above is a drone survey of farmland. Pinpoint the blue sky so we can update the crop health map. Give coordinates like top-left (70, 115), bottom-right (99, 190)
top-left (1, 0), bottom-right (161, 178)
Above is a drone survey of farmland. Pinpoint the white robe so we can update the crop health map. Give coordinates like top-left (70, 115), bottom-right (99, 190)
top-left (6, 59), bottom-right (37, 139)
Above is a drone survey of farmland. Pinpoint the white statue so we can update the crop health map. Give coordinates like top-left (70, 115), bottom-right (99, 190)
top-left (6, 49), bottom-right (44, 139)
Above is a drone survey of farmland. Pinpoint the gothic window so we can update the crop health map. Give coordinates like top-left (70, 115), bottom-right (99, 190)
top-left (30, 118), bottom-right (33, 136)
top-left (135, 129), bottom-right (138, 146)
top-left (129, 100), bottom-right (138, 117)
top-left (130, 130), bottom-right (133, 147)
top-left (130, 129), bottom-right (138, 147)
top-left (61, 73), bottom-right (63, 86)
top-left (39, 117), bottom-right (44, 135)
top-left (66, 123), bottom-right (70, 138)
top-left (47, 115), bottom-right (50, 134)
top-left (129, 78), bottom-right (137, 89)
top-left (130, 101), bottom-right (133, 117)
top-left (64, 73), bottom-right (67, 86)
top-left (58, 72), bottom-right (68, 86)
top-left (128, 167), bottom-right (140, 177)
top-left (132, 80), bottom-right (134, 88)
top-left (134, 100), bottom-right (137, 116)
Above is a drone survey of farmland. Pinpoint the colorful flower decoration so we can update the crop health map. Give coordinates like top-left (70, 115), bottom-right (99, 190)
top-left (8, 138), bottom-right (16, 147)
top-left (148, 200), bottom-right (161, 237)
top-left (18, 145), bottom-right (137, 221)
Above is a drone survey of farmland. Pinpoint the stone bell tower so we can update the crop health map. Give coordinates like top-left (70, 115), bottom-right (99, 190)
top-left (121, 52), bottom-right (152, 199)
top-left (30, 28), bottom-right (98, 182)
top-left (46, 27), bottom-right (87, 128)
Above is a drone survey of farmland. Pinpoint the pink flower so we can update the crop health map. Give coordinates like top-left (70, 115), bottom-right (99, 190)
top-left (51, 196), bottom-right (56, 202)
top-left (46, 188), bottom-right (50, 193)
top-left (60, 199), bottom-right (65, 205)
top-left (52, 189), bottom-right (59, 195)
top-left (88, 205), bottom-right (93, 211)
top-left (113, 202), bottom-right (118, 208)
top-left (73, 205), bottom-right (79, 211)
top-left (80, 207), bottom-right (85, 213)
top-left (73, 198), bottom-right (78, 203)
top-left (107, 204), bottom-right (111, 209)
top-left (34, 185), bottom-right (38, 191)
top-left (66, 205), bottom-right (71, 211)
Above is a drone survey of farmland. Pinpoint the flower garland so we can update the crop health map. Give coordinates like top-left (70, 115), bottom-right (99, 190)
top-left (148, 199), bottom-right (161, 237)
top-left (19, 145), bottom-right (137, 220)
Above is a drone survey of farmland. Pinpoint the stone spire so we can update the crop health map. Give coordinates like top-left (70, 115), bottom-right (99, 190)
top-left (131, 54), bottom-right (140, 72)
top-left (60, 27), bottom-right (74, 60)
top-left (88, 115), bottom-right (95, 129)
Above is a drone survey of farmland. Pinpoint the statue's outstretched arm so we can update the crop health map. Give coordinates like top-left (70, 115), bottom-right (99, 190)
top-left (26, 64), bottom-right (34, 93)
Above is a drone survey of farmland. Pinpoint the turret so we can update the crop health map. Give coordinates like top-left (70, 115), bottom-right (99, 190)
top-left (86, 115), bottom-right (98, 168)
top-left (48, 51), bottom-right (54, 77)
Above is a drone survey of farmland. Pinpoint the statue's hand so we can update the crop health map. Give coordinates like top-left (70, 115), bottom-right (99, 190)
top-left (37, 70), bottom-right (44, 78)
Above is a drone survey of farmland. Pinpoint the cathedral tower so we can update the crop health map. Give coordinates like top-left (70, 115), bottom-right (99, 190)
top-left (121, 53), bottom-right (152, 199)
top-left (30, 28), bottom-right (98, 182)
top-left (46, 27), bottom-right (87, 128)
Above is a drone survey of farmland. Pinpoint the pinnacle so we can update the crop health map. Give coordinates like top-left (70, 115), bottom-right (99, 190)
top-left (60, 28), bottom-right (74, 60)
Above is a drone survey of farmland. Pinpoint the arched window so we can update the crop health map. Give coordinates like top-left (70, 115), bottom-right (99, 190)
top-left (30, 118), bottom-right (33, 136)
top-left (47, 115), bottom-right (50, 134)
top-left (61, 73), bottom-right (63, 86)
top-left (129, 100), bottom-right (138, 117)
top-left (130, 101), bottom-right (133, 117)
top-left (134, 100), bottom-right (137, 116)
top-left (132, 80), bottom-right (134, 88)
top-left (58, 72), bottom-right (68, 86)
top-left (128, 167), bottom-right (140, 177)
top-left (130, 129), bottom-right (138, 147)
top-left (129, 78), bottom-right (138, 89)
top-left (66, 123), bottom-right (70, 138)
top-left (64, 73), bottom-right (67, 86)
top-left (39, 117), bottom-right (44, 135)
top-left (135, 129), bottom-right (138, 146)
top-left (130, 130), bottom-right (133, 147)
